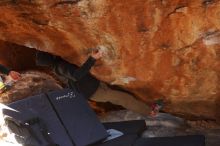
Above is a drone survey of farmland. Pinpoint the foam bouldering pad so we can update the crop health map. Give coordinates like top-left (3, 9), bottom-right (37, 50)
top-left (46, 89), bottom-right (108, 146)
top-left (4, 94), bottom-right (73, 146)
top-left (134, 135), bottom-right (205, 146)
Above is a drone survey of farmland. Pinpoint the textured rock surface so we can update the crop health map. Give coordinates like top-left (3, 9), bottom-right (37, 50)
top-left (0, 0), bottom-right (220, 120)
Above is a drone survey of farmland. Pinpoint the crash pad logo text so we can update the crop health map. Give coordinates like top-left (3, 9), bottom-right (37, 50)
top-left (56, 92), bottom-right (76, 100)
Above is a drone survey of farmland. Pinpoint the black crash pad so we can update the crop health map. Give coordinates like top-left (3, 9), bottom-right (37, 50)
top-left (46, 89), bottom-right (108, 146)
top-left (4, 89), bottom-right (108, 146)
top-left (3, 94), bottom-right (73, 146)
top-left (134, 135), bottom-right (205, 146)
top-left (94, 134), bottom-right (205, 146)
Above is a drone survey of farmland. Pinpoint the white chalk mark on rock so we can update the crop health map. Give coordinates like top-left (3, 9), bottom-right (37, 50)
top-left (111, 76), bottom-right (136, 85)
top-left (203, 31), bottom-right (220, 46)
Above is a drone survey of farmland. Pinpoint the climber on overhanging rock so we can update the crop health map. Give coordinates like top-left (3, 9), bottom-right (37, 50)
top-left (36, 50), bottom-right (152, 115)
top-left (35, 49), bottom-right (103, 99)
top-left (0, 64), bottom-right (21, 93)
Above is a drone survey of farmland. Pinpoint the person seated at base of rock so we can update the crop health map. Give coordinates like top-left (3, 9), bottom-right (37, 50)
top-left (35, 49), bottom-right (103, 99)
top-left (0, 64), bottom-right (21, 93)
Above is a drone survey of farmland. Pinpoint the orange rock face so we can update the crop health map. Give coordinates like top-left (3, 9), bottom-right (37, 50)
top-left (0, 0), bottom-right (220, 120)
